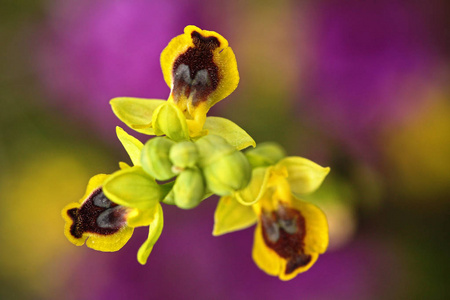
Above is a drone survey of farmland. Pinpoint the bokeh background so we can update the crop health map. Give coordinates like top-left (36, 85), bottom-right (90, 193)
top-left (1, 0), bottom-right (449, 299)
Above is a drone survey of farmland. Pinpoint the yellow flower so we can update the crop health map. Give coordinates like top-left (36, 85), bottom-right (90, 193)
top-left (213, 157), bottom-right (330, 280)
top-left (110, 26), bottom-right (253, 149)
top-left (61, 174), bottom-right (150, 250)
top-left (61, 127), bottom-right (166, 264)
top-left (161, 25), bottom-right (239, 134)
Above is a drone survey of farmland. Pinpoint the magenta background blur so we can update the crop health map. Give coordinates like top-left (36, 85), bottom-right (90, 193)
top-left (1, 0), bottom-right (449, 299)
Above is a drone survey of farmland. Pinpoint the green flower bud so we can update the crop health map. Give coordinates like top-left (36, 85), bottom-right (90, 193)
top-left (196, 135), bottom-right (252, 196)
top-left (169, 141), bottom-right (199, 169)
top-left (173, 168), bottom-right (205, 209)
top-left (245, 142), bottom-right (286, 168)
top-left (141, 137), bottom-right (176, 180)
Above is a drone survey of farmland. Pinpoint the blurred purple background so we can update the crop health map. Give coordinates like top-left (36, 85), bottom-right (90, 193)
top-left (1, 0), bottom-right (449, 299)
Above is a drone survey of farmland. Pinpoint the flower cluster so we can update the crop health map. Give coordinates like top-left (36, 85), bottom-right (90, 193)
top-left (62, 25), bottom-right (330, 280)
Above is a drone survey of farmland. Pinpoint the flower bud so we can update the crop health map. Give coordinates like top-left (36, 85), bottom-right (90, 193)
top-left (169, 141), bottom-right (199, 169)
top-left (173, 168), bottom-right (205, 209)
top-left (141, 137), bottom-right (176, 180)
top-left (196, 135), bottom-right (251, 196)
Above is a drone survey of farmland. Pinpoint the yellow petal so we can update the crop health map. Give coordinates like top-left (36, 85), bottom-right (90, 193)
top-left (277, 157), bottom-right (330, 196)
top-left (110, 97), bottom-right (166, 135)
top-left (137, 203), bottom-right (164, 265)
top-left (61, 202), bottom-right (87, 246)
top-left (278, 253), bottom-right (319, 281)
top-left (85, 226), bottom-right (134, 252)
top-left (252, 222), bottom-right (282, 277)
top-left (203, 116), bottom-right (255, 150)
top-left (213, 196), bottom-right (257, 236)
top-left (83, 174), bottom-right (109, 202)
top-left (291, 199), bottom-right (329, 254)
top-left (116, 126), bottom-right (143, 166)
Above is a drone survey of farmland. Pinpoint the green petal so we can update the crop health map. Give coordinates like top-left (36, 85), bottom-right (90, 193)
top-left (152, 102), bottom-right (190, 141)
top-left (110, 97), bottom-right (166, 135)
top-left (213, 196), bottom-right (257, 236)
top-left (116, 126), bottom-right (143, 166)
top-left (245, 142), bottom-right (286, 168)
top-left (103, 166), bottom-right (162, 209)
top-left (234, 167), bottom-right (271, 205)
top-left (277, 157), bottom-right (330, 196)
top-left (203, 117), bottom-right (255, 150)
top-left (137, 203), bottom-right (164, 265)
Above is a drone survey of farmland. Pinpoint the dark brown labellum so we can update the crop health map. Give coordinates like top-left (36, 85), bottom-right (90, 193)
top-left (171, 31), bottom-right (221, 106)
top-left (67, 188), bottom-right (127, 239)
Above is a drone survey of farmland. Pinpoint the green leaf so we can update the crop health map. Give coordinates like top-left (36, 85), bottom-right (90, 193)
top-left (137, 203), bottom-right (164, 265)
top-left (110, 97), bottom-right (166, 135)
top-left (203, 116), bottom-right (255, 150)
top-left (152, 102), bottom-right (190, 141)
top-left (103, 166), bottom-right (161, 209)
top-left (116, 126), bottom-right (143, 166)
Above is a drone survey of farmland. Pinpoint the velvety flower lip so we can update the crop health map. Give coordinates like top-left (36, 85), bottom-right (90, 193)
top-left (252, 192), bottom-right (328, 281)
top-left (161, 25), bottom-right (239, 131)
top-left (62, 174), bottom-right (134, 252)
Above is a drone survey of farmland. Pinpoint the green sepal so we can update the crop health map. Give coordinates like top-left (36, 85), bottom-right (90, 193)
top-left (277, 157), bottom-right (330, 196)
top-left (245, 142), bottom-right (286, 168)
top-left (152, 102), bottom-right (190, 141)
top-left (110, 97), bottom-right (166, 135)
top-left (203, 116), bottom-right (256, 150)
top-left (137, 203), bottom-right (164, 265)
top-left (116, 126), bottom-right (143, 166)
top-left (103, 166), bottom-right (162, 209)
top-left (141, 137), bottom-right (176, 180)
top-left (213, 196), bottom-right (257, 236)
